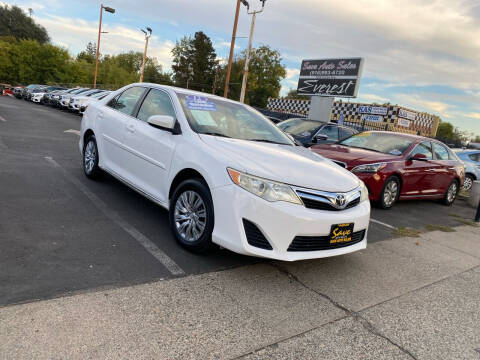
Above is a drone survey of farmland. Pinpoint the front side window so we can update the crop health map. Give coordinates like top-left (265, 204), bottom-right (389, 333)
top-left (137, 89), bottom-right (176, 122)
top-left (410, 142), bottom-right (433, 160)
top-left (340, 132), bottom-right (413, 155)
top-left (319, 125), bottom-right (339, 140)
top-left (177, 93), bottom-right (293, 145)
top-left (432, 143), bottom-right (449, 160)
top-left (277, 119), bottom-right (323, 137)
top-left (110, 87), bottom-right (146, 116)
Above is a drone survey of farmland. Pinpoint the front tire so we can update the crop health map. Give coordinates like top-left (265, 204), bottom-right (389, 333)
top-left (442, 180), bottom-right (459, 206)
top-left (378, 176), bottom-right (400, 209)
top-left (83, 135), bottom-right (102, 179)
top-left (169, 179), bottom-right (215, 253)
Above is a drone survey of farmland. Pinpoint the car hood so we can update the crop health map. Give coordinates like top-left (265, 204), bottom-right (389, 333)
top-left (199, 135), bottom-right (360, 192)
top-left (310, 144), bottom-right (402, 167)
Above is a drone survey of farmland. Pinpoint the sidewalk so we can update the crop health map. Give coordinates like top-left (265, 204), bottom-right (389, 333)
top-left (1, 225), bottom-right (479, 360)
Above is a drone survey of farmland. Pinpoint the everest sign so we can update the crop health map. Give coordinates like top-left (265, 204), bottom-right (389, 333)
top-left (297, 58), bottom-right (364, 97)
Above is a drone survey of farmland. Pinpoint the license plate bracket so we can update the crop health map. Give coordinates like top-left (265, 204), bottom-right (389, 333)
top-left (329, 223), bottom-right (354, 244)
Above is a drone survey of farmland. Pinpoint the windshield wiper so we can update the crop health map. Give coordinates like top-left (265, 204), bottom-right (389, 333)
top-left (348, 146), bottom-right (383, 153)
top-left (247, 139), bottom-right (288, 145)
top-left (201, 132), bottom-right (232, 138)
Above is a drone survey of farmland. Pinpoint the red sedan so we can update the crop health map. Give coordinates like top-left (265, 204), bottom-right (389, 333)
top-left (311, 131), bottom-right (465, 209)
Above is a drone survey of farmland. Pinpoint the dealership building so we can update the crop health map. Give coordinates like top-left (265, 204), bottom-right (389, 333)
top-left (267, 98), bottom-right (440, 137)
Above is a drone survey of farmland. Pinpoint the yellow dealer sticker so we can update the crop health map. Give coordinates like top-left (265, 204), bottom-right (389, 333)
top-left (329, 223), bottom-right (354, 244)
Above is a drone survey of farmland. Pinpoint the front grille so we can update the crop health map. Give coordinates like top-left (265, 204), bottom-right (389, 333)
top-left (243, 219), bottom-right (273, 250)
top-left (301, 196), bottom-right (360, 211)
top-left (287, 230), bottom-right (366, 252)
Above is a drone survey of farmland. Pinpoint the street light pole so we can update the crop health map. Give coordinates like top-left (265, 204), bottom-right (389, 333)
top-left (139, 27), bottom-right (152, 83)
top-left (223, 0), bottom-right (244, 98)
top-left (93, 4), bottom-right (115, 89)
top-left (239, 1), bottom-right (265, 103)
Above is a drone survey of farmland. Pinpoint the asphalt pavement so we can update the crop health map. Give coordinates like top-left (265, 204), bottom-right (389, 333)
top-left (0, 95), bottom-right (477, 307)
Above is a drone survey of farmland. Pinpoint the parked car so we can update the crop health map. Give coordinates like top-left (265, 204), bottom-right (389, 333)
top-left (80, 83), bottom-right (370, 260)
top-left (69, 89), bottom-right (105, 112)
top-left (49, 88), bottom-right (76, 107)
top-left (30, 86), bottom-right (63, 103)
top-left (277, 118), bottom-right (358, 147)
top-left (1, 84), bottom-right (13, 96)
top-left (23, 84), bottom-right (44, 100)
top-left (310, 131), bottom-right (465, 209)
top-left (13, 86), bottom-right (24, 98)
top-left (59, 88), bottom-right (90, 109)
top-left (454, 150), bottom-right (480, 190)
top-left (79, 90), bottom-right (111, 114)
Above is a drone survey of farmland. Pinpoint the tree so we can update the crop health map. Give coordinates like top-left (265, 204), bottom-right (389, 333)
top-left (171, 31), bottom-right (217, 91)
top-left (474, 136), bottom-right (480, 143)
top-left (436, 121), bottom-right (454, 139)
top-left (0, 5), bottom-right (49, 44)
top-left (284, 89), bottom-right (309, 100)
top-left (76, 42), bottom-right (96, 64)
top-left (216, 45), bottom-right (286, 107)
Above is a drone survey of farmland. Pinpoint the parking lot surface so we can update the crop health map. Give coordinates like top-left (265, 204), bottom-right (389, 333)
top-left (0, 95), bottom-right (477, 306)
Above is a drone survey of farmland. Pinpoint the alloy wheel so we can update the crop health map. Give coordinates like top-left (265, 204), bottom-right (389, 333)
top-left (383, 180), bottom-right (398, 207)
top-left (174, 190), bottom-right (207, 242)
top-left (84, 141), bottom-right (97, 174)
top-left (463, 176), bottom-right (473, 191)
top-left (447, 182), bottom-right (457, 203)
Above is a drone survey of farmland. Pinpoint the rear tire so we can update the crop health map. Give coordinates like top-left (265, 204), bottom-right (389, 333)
top-left (442, 180), bottom-right (459, 206)
top-left (169, 179), bottom-right (215, 253)
top-left (377, 176), bottom-right (400, 209)
top-left (463, 174), bottom-right (474, 191)
top-left (83, 135), bottom-right (102, 180)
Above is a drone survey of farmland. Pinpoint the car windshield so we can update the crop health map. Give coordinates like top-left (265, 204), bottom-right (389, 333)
top-left (339, 132), bottom-right (413, 155)
top-left (177, 93), bottom-right (293, 145)
top-left (278, 119), bottom-right (324, 136)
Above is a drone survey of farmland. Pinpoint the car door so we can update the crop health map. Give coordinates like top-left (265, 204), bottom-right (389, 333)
top-left (315, 125), bottom-right (339, 145)
top-left (402, 141), bottom-right (437, 196)
top-left (121, 88), bottom-right (179, 203)
top-left (431, 142), bottom-right (455, 194)
top-left (96, 86), bottom-right (147, 176)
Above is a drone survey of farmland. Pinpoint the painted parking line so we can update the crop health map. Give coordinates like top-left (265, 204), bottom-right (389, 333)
top-left (64, 129), bottom-right (81, 136)
top-left (0, 115), bottom-right (6, 122)
top-left (370, 218), bottom-right (396, 229)
top-left (44, 156), bottom-right (185, 276)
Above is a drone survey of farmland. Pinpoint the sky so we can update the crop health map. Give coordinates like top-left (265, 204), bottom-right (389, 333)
top-left (3, 0), bottom-right (480, 136)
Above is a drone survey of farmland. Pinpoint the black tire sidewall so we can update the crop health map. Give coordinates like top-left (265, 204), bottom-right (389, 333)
top-left (83, 135), bottom-right (100, 179)
top-left (443, 180), bottom-right (459, 206)
top-left (379, 176), bottom-right (400, 209)
top-left (169, 179), bottom-right (215, 253)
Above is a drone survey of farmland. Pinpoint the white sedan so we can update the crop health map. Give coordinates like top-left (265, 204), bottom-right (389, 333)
top-left (80, 83), bottom-right (370, 261)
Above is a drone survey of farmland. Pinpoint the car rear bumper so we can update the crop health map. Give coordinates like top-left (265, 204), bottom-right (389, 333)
top-left (210, 184), bottom-right (370, 261)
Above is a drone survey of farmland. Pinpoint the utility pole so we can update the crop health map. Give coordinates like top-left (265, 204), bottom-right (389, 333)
top-left (224, 0), bottom-right (247, 98)
top-left (239, 0), bottom-right (265, 103)
top-left (93, 4), bottom-right (115, 89)
top-left (139, 27), bottom-right (152, 82)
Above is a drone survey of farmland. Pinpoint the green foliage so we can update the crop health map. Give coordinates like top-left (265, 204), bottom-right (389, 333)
top-left (216, 45), bottom-right (286, 107)
top-left (284, 89), bottom-right (309, 100)
top-left (474, 136), bottom-right (480, 143)
top-left (0, 5), bottom-right (49, 44)
top-left (171, 31), bottom-right (217, 91)
top-left (436, 121), bottom-right (455, 139)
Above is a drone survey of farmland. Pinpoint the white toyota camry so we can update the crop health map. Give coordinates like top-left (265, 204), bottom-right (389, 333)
top-left (80, 83), bottom-right (370, 261)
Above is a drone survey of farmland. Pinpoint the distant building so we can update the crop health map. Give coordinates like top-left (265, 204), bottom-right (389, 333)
top-left (267, 98), bottom-right (440, 137)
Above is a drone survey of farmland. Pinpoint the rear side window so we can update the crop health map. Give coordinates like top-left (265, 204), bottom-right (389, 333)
top-left (410, 142), bottom-right (433, 160)
top-left (469, 153), bottom-right (480, 162)
top-left (137, 89), bottom-right (176, 122)
top-left (432, 143), bottom-right (449, 160)
top-left (108, 87), bottom-right (146, 116)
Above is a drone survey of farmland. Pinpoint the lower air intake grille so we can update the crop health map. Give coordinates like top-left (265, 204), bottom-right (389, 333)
top-left (287, 230), bottom-right (366, 252)
top-left (243, 219), bottom-right (273, 250)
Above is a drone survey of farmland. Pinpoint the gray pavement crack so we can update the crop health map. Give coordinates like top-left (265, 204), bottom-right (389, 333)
top-left (252, 262), bottom-right (419, 360)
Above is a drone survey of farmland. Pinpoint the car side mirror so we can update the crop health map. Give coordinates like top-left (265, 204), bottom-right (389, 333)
top-left (314, 134), bottom-right (328, 143)
top-left (409, 153), bottom-right (429, 161)
top-left (147, 115), bottom-right (175, 131)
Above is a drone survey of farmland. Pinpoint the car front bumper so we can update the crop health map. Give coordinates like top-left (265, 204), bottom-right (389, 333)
top-left (32, 97), bottom-right (42, 103)
top-left (211, 184), bottom-right (370, 261)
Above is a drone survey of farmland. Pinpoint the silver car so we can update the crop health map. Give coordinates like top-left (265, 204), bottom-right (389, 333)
top-left (455, 150), bottom-right (480, 190)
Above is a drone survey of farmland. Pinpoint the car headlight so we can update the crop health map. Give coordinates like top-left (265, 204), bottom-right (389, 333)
top-left (360, 181), bottom-right (369, 202)
top-left (352, 162), bottom-right (387, 173)
top-left (227, 168), bottom-right (302, 205)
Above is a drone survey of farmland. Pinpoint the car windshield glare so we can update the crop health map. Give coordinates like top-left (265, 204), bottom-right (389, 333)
top-left (278, 119), bottom-right (323, 136)
top-left (177, 93), bottom-right (293, 145)
top-left (340, 132), bottom-right (413, 155)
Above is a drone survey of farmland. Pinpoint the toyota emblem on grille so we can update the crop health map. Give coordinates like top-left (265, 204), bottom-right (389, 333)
top-left (335, 194), bottom-right (346, 207)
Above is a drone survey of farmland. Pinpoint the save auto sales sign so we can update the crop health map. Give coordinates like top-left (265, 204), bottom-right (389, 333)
top-left (297, 58), bottom-right (364, 98)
